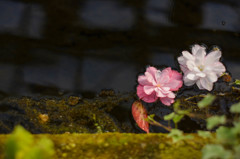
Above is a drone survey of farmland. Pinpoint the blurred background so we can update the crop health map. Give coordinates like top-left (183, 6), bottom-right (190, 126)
top-left (0, 0), bottom-right (240, 97)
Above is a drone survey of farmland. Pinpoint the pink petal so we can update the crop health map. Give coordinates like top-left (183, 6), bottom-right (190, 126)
top-left (155, 88), bottom-right (166, 97)
top-left (138, 75), bottom-right (152, 86)
top-left (160, 97), bottom-right (174, 106)
top-left (170, 69), bottom-right (183, 80)
top-left (205, 50), bottom-right (222, 65)
top-left (200, 78), bottom-right (213, 91)
top-left (137, 85), bottom-right (158, 103)
top-left (167, 92), bottom-right (175, 98)
top-left (143, 85), bottom-right (156, 95)
top-left (146, 66), bottom-right (158, 78)
top-left (145, 72), bottom-right (157, 85)
top-left (157, 68), bottom-right (170, 84)
top-left (165, 79), bottom-right (183, 91)
top-left (162, 68), bottom-right (183, 91)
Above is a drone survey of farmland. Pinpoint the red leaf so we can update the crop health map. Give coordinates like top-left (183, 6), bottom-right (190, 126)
top-left (132, 100), bottom-right (149, 133)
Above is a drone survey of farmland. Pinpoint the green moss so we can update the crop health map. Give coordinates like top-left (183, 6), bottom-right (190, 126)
top-left (0, 133), bottom-right (211, 159)
top-left (1, 92), bottom-right (132, 134)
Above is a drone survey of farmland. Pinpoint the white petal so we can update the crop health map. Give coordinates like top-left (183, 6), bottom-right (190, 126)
top-left (196, 72), bottom-right (206, 78)
top-left (196, 80), bottom-right (204, 89)
top-left (182, 51), bottom-right (194, 61)
top-left (180, 65), bottom-right (188, 73)
top-left (192, 44), bottom-right (206, 55)
top-left (212, 62), bottom-right (226, 76)
top-left (200, 78), bottom-right (213, 91)
top-left (186, 60), bottom-right (197, 71)
top-left (195, 48), bottom-right (206, 66)
top-left (205, 50), bottom-right (222, 65)
top-left (144, 86), bottom-right (156, 95)
top-left (178, 56), bottom-right (186, 65)
top-left (206, 72), bottom-right (218, 82)
top-left (187, 73), bottom-right (197, 80)
top-left (183, 75), bottom-right (196, 86)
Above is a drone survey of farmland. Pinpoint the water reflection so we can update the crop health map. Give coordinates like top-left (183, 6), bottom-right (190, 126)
top-left (0, 0), bottom-right (239, 96)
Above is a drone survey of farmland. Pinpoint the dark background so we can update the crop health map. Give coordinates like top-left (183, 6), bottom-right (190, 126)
top-left (0, 0), bottom-right (240, 97)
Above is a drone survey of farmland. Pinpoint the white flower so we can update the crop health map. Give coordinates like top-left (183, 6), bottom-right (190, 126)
top-left (178, 44), bottom-right (226, 91)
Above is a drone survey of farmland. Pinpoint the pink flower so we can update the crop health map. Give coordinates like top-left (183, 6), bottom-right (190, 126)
top-left (137, 67), bottom-right (183, 106)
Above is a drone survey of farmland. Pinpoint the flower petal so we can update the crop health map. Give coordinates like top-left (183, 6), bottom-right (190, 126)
top-left (192, 44), bottom-right (206, 55)
top-left (187, 73), bottom-right (198, 80)
top-left (144, 85), bottom-right (156, 95)
top-left (200, 78), bottom-right (213, 91)
top-left (171, 69), bottom-right (183, 80)
top-left (145, 72), bottom-right (157, 85)
top-left (196, 72), bottom-right (206, 78)
top-left (155, 88), bottom-right (166, 97)
top-left (160, 97), bottom-right (174, 106)
top-left (167, 92), bottom-right (175, 98)
top-left (212, 62), bottom-right (226, 76)
top-left (157, 71), bottom-right (170, 84)
top-left (205, 50), bottom-right (222, 65)
top-left (196, 80), bottom-right (204, 89)
top-left (138, 75), bottom-right (152, 86)
top-left (186, 60), bottom-right (198, 71)
top-left (177, 56), bottom-right (186, 66)
top-left (183, 75), bottom-right (196, 86)
top-left (164, 79), bottom-right (183, 91)
top-left (146, 66), bottom-right (158, 78)
top-left (137, 85), bottom-right (158, 103)
top-left (182, 51), bottom-right (194, 61)
top-left (206, 72), bottom-right (218, 83)
top-left (195, 48), bottom-right (206, 66)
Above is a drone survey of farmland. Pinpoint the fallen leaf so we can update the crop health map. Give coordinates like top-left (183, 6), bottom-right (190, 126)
top-left (132, 100), bottom-right (149, 133)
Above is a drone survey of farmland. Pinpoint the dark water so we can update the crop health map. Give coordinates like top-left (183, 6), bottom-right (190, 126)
top-left (0, 0), bottom-right (240, 133)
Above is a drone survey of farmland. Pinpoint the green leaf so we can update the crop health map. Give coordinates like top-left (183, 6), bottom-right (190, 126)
top-left (167, 129), bottom-right (183, 143)
top-left (4, 126), bottom-right (55, 159)
top-left (234, 79), bottom-right (240, 85)
top-left (164, 112), bottom-right (175, 121)
top-left (202, 144), bottom-right (232, 159)
top-left (207, 115), bottom-right (226, 130)
top-left (177, 109), bottom-right (190, 115)
top-left (197, 131), bottom-right (212, 139)
top-left (5, 125), bottom-right (33, 159)
top-left (216, 126), bottom-right (237, 145)
top-left (234, 145), bottom-right (240, 159)
top-left (167, 129), bottom-right (193, 143)
top-left (230, 102), bottom-right (240, 113)
top-left (232, 122), bottom-right (240, 135)
top-left (173, 114), bottom-right (184, 124)
top-left (198, 94), bottom-right (216, 109)
top-left (173, 100), bottom-right (180, 111)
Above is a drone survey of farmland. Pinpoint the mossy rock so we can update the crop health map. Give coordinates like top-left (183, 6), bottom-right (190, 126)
top-left (0, 133), bottom-right (212, 159)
